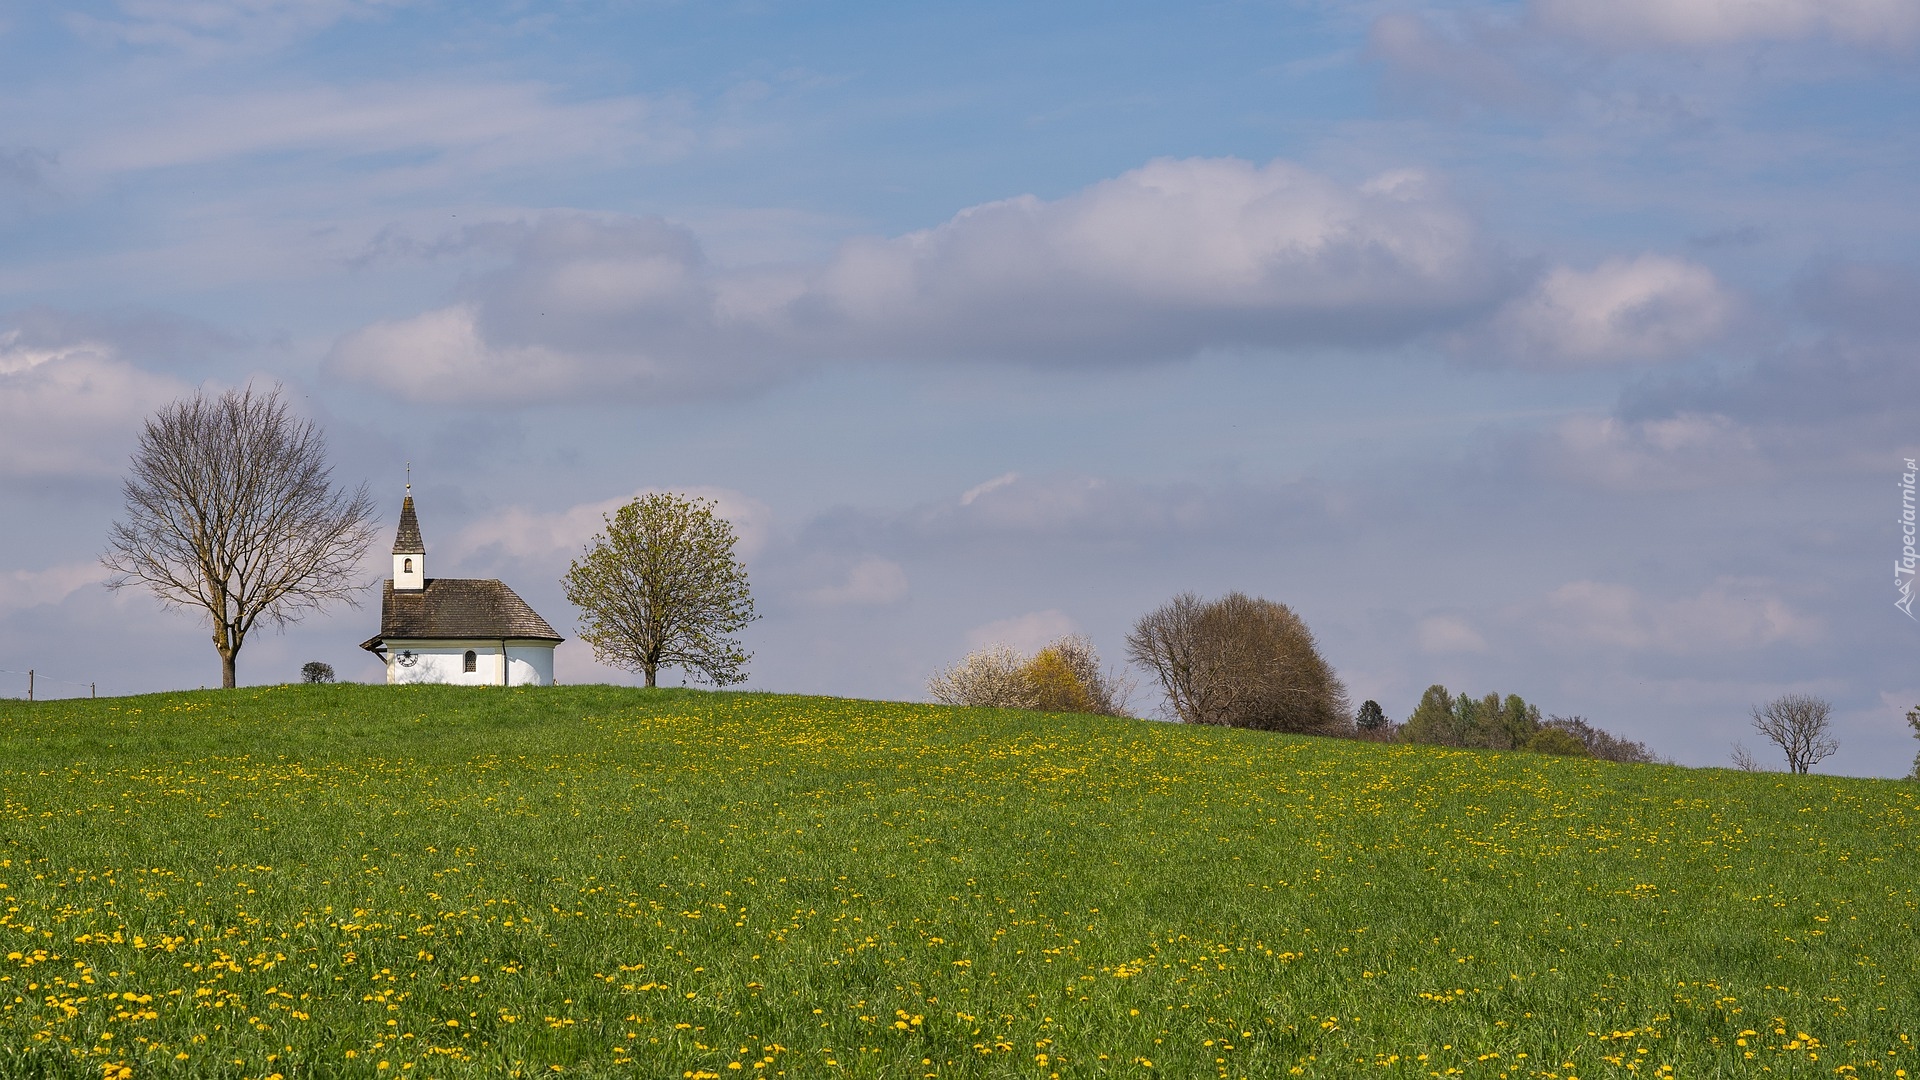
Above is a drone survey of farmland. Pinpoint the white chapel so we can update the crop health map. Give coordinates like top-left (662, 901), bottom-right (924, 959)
top-left (359, 493), bottom-right (563, 686)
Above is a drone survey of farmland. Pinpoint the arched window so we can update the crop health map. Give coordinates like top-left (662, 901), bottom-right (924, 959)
top-left (463, 650), bottom-right (477, 673)
top-left (403, 558), bottom-right (413, 573)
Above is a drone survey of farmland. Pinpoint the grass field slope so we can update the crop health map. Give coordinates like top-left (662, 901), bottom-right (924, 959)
top-left (0, 686), bottom-right (1914, 1079)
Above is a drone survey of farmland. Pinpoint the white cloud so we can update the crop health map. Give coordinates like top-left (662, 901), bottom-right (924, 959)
top-left (66, 0), bottom-right (415, 57)
top-left (0, 562), bottom-right (103, 615)
top-left (0, 328), bottom-right (190, 478)
top-left (1417, 614), bottom-right (1489, 654)
top-left (1537, 411), bottom-right (1761, 491)
top-left (960, 472), bottom-right (1019, 506)
top-left (1534, 0), bottom-right (1920, 47)
top-left (329, 305), bottom-right (587, 406)
top-left (73, 81), bottom-right (681, 178)
top-left (328, 156), bottom-right (1509, 402)
top-left (804, 558), bottom-right (909, 608)
top-left (964, 610), bottom-right (1078, 656)
top-left (447, 486), bottom-right (775, 566)
top-left (1482, 255), bottom-right (1737, 366)
top-left (1533, 579), bottom-right (1822, 654)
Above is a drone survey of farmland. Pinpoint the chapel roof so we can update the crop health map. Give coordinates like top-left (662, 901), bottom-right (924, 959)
top-left (361, 578), bottom-right (563, 648)
top-left (393, 495), bottom-right (424, 554)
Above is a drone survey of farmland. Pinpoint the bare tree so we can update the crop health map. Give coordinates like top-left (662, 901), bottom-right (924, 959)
top-left (103, 385), bottom-right (377, 689)
top-left (562, 492), bottom-right (756, 687)
top-left (1749, 694), bottom-right (1839, 775)
top-left (1126, 591), bottom-right (1350, 735)
top-left (1730, 742), bottom-right (1764, 772)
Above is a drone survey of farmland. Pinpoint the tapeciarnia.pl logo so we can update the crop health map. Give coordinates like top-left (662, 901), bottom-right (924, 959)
top-left (1900, 457), bottom-right (1917, 619)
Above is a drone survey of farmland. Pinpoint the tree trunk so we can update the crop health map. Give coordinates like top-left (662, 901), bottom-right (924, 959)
top-left (644, 663), bottom-right (657, 688)
top-left (220, 649), bottom-right (237, 689)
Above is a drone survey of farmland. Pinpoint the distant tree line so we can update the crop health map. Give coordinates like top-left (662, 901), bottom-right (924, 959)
top-left (928, 590), bottom-right (1660, 765)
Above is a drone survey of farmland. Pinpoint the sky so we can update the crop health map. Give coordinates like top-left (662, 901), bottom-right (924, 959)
top-left (2, 0), bottom-right (1918, 776)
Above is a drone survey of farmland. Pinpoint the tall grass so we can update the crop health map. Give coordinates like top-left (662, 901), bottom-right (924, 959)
top-left (0, 684), bottom-right (1913, 1078)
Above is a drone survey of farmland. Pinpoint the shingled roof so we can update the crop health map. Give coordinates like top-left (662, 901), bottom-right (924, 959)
top-left (392, 496), bottom-right (424, 554)
top-left (362, 579), bottom-right (563, 648)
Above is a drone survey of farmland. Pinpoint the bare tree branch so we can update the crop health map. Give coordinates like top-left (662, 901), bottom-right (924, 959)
top-left (1749, 694), bottom-right (1839, 775)
top-left (101, 384), bottom-right (378, 688)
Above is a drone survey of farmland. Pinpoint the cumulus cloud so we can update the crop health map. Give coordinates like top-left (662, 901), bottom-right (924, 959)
top-left (1479, 255), bottom-right (1737, 367)
top-left (1532, 579), bottom-right (1821, 654)
top-left (1416, 614), bottom-right (1489, 654)
top-left (1529, 411), bottom-right (1762, 491)
top-left (0, 323), bottom-right (191, 478)
top-left (328, 156), bottom-right (1510, 402)
top-left (447, 486), bottom-right (774, 566)
top-left (1533, 0), bottom-right (1920, 48)
top-left (965, 610), bottom-right (1078, 655)
top-left (804, 557), bottom-right (909, 608)
top-left (0, 562), bottom-right (103, 615)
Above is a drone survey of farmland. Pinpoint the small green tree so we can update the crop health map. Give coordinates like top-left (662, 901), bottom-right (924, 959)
top-left (1908, 706), bottom-right (1920, 780)
top-left (300, 661), bottom-right (335, 684)
top-left (1356, 699), bottom-right (1386, 731)
top-left (1401, 685), bottom-right (1463, 745)
top-left (562, 493), bottom-right (756, 688)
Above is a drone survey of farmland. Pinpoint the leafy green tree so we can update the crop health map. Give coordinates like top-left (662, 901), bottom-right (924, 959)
top-left (1356, 699), bottom-right (1387, 731)
top-left (1909, 706), bottom-right (1920, 781)
top-left (562, 493), bottom-right (756, 688)
top-left (1402, 685), bottom-right (1460, 745)
top-left (1403, 687), bottom-right (1544, 749)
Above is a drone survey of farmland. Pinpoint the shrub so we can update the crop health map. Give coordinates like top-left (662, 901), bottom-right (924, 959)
top-left (301, 662), bottom-right (335, 684)
top-left (1527, 727), bottom-right (1588, 756)
top-left (927, 636), bottom-right (1132, 716)
top-left (1544, 715), bottom-right (1657, 764)
top-left (927, 645), bottom-right (1036, 710)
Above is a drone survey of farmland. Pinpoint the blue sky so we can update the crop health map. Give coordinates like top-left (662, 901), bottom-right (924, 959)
top-left (4, 0), bottom-right (1918, 775)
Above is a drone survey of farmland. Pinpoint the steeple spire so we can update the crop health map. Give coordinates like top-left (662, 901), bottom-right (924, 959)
top-left (392, 482), bottom-right (426, 591)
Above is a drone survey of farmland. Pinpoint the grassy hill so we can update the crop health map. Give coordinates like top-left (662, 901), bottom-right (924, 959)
top-left (0, 685), bottom-right (1913, 1078)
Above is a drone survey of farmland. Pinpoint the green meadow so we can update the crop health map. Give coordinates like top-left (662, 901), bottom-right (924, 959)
top-left (0, 685), bottom-right (1914, 1079)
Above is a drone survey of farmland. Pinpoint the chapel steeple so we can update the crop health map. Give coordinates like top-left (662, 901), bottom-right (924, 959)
top-left (392, 471), bottom-right (425, 592)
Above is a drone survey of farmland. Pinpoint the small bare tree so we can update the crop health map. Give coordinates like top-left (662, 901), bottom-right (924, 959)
top-left (1730, 742), bottom-right (1764, 772)
top-left (1749, 694), bottom-right (1839, 775)
top-left (103, 385), bottom-right (377, 689)
top-left (1126, 591), bottom-right (1350, 734)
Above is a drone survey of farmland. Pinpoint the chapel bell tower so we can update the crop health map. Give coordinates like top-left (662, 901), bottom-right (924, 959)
top-left (393, 477), bottom-right (425, 592)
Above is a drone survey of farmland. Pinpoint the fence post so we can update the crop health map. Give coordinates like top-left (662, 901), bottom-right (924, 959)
top-left (26, 669), bottom-right (32, 703)
top-left (91, 683), bottom-right (97, 700)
